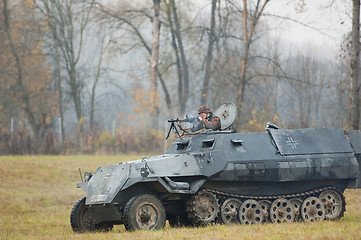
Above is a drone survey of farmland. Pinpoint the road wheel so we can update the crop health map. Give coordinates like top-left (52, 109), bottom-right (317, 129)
top-left (239, 199), bottom-right (264, 224)
top-left (270, 198), bottom-right (295, 223)
top-left (301, 197), bottom-right (325, 222)
top-left (319, 189), bottom-right (345, 221)
top-left (259, 200), bottom-right (271, 223)
top-left (124, 194), bottom-right (166, 231)
top-left (290, 198), bottom-right (303, 222)
top-left (220, 198), bottom-right (242, 224)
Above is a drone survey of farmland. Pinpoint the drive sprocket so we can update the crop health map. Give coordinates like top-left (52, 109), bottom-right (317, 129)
top-left (186, 189), bottom-right (219, 226)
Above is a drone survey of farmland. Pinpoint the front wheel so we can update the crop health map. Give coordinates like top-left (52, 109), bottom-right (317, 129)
top-left (70, 197), bottom-right (113, 232)
top-left (124, 194), bottom-right (166, 231)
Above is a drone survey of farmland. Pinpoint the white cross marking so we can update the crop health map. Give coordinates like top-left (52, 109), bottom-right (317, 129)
top-left (286, 137), bottom-right (298, 149)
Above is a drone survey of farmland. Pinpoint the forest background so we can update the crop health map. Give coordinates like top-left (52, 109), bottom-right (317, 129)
top-left (0, 0), bottom-right (360, 155)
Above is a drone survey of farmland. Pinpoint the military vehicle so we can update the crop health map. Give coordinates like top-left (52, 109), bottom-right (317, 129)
top-left (70, 103), bottom-right (361, 232)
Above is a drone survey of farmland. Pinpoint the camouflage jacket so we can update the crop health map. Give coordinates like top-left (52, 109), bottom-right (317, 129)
top-left (192, 114), bottom-right (221, 131)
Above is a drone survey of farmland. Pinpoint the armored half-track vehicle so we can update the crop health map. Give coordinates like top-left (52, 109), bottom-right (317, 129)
top-left (70, 104), bottom-right (361, 232)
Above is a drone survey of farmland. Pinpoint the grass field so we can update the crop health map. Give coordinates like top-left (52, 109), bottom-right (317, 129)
top-left (0, 155), bottom-right (361, 240)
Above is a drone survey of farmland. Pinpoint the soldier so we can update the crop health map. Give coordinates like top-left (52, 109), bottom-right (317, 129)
top-left (192, 105), bottom-right (221, 131)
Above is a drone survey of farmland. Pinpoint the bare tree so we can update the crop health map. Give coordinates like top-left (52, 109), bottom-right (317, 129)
top-left (89, 37), bottom-right (109, 135)
top-left (236, 0), bottom-right (270, 126)
top-left (34, 0), bottom-right (95, 141)
top-left (33, 0), bottom-right (66, 145)
top-left (165, 0), bottom-right (190, 114)
top-left (293, 56), bottom-right (324, 128)
top-left (95, 2), bottom-right (172, 112)
top-left (150, 0), bottom-right (161, 125)
top-left (1, 0), bottom-right (57, 151)
top-left (165, 0), bottom-right (183, 111)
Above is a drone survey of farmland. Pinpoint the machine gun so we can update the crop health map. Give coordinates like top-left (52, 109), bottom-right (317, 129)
top-left (172, 116), bottom-right (199, 123)
top-left (165, 103), bottom-right (238, 139)
top-left (165, 116), bottom-right (199, 139)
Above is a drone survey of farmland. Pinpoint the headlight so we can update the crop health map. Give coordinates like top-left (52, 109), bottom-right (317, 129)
top-left (84, 172), bottom-right (93, 182)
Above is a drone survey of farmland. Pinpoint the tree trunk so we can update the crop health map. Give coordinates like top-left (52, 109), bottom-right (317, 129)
top-left (70, 67), bottom-right (83, 129)
top-left (351, 0), bottom-right (360, 130)
top-left (55, 41), bottom-right (65, 147)
top-left (170, 0), bottom-right (189, 114)
top-left (90, 39), bottom-right (105, 135)
top-left (201, 0), bottom-right (217, 105)
top-left (166, 0), bottom-right (183, 112)
top-left (236, 0), bottom-right (250, 125)
top-left (150, 0), bottom-right (160, 126)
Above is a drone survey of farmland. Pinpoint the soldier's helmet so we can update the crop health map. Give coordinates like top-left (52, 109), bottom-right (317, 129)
top-left (198, 105), bottom-right (212, 114)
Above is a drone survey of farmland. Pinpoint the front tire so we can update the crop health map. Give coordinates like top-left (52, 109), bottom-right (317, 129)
top-left (70, 197), bottom-right (113, 232)
top-left (124, 194), bottom-right (166, 231)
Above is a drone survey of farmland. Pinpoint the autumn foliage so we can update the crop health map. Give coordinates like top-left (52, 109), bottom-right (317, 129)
top-left (0, 0), bottom-right (58, 153)
top-left (0, 1), bottom-right (358, 155)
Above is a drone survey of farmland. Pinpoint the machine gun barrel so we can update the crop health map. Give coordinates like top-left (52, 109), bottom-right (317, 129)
top-left (168, 118), bottom-right (181, 123)
top-left (168, 118), bottom-right (192, 123)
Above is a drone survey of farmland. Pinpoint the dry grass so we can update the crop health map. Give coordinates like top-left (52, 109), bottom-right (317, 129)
top-left (0, 155), bottom-right (361, 240)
